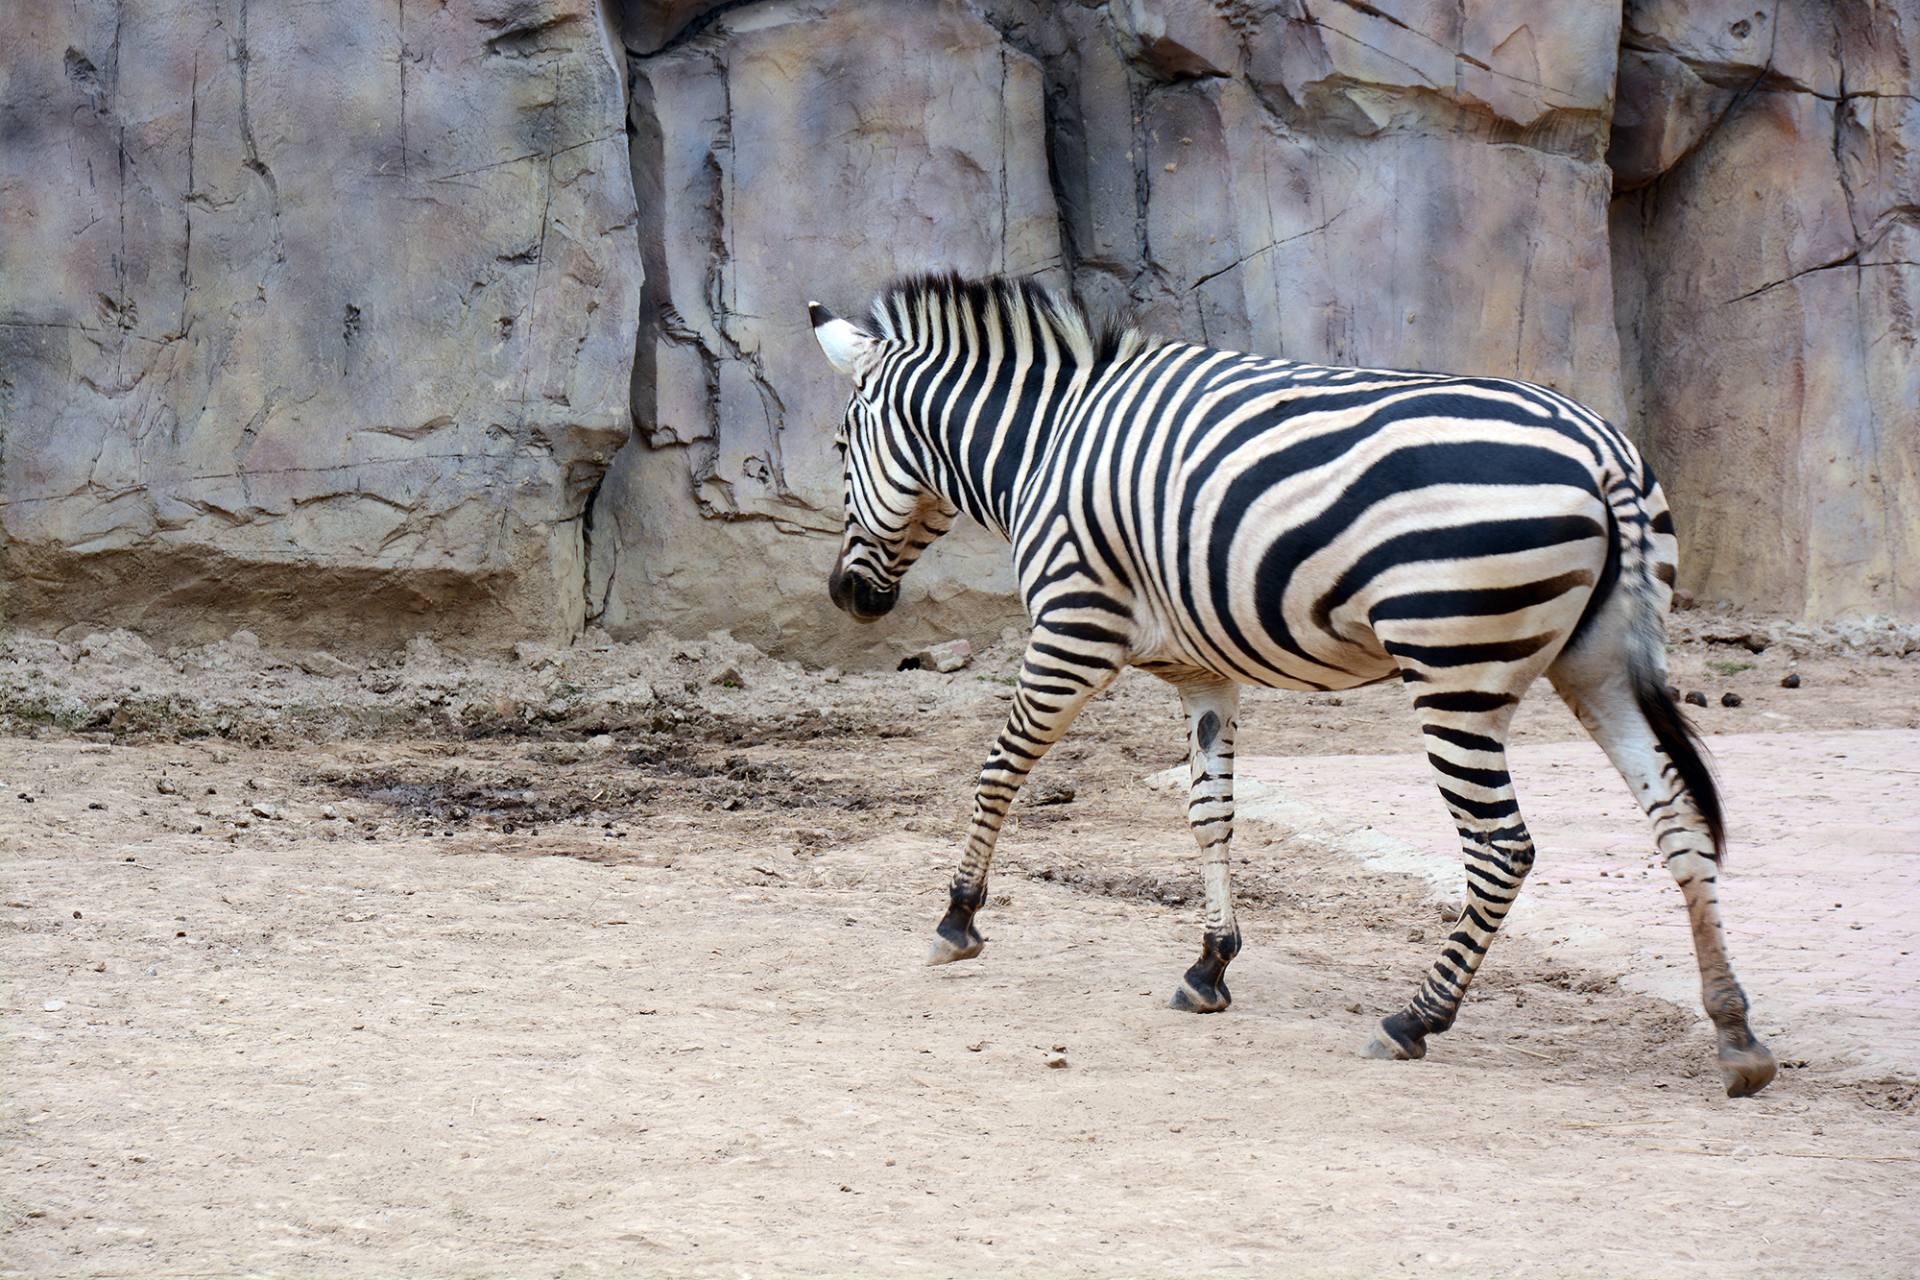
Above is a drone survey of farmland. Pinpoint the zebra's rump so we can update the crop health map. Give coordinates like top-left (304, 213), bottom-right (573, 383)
top-left (1066, 344), bottom-right (1634, 692)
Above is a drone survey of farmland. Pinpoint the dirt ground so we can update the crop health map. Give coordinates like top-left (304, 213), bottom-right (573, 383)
top-left (3, 610), bottom-right (1918, 1277)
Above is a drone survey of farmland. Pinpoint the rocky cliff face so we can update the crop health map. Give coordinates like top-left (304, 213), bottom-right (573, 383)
top-left (1610, 0), bottom-right (1920, 619)
top-left (3, 0), bottom-right (1915, 661)
top-left (2, 0), bottom-right (639, 650)
top-left (591, 0), bottom-right (1059, 659)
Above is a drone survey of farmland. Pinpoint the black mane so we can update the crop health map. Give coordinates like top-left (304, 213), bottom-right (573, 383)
top-left (864, 271), bottom-right (1147, 369)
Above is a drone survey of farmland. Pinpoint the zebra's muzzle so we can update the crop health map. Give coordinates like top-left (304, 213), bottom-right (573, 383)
top-left (829, 566), bottom-right (898, 622)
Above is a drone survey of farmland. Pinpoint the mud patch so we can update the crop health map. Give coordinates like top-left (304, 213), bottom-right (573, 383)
top-left (319, 732), bottom-right (923, 834)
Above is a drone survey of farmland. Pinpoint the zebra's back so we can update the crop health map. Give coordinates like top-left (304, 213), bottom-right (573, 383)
top-left (1046, 342), bottom-right (1646, 692)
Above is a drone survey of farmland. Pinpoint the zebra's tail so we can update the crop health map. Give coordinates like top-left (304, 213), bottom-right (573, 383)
top-left (1605, 470), bottom-right (1727, 860)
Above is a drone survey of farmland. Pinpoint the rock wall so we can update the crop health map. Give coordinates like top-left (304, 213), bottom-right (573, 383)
top-left (1610, 0), bottom-right (1920, 618)
top-left (3, 0), bottom-right (1915, 662)
top-left (590, 0), bottom-right (1059, 662)
top-left (1051, 0), bottom-right (1626, 414)
top-left (593, 0), bottom-right (1633, 661)
top-left (1, 0), bottom-right (639, 651)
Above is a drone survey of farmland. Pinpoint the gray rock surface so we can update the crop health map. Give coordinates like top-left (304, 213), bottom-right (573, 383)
top-left (589, 0), bottom-right (1056, 663)
top-left (1033, 0), bottom-right (1625, 425)
top-left (2, 0), bottom-right (639, 651)
top-left (2, 0), bottom-right (1914, 665)
top-left (1611, 0), bottom-right (1920, 617)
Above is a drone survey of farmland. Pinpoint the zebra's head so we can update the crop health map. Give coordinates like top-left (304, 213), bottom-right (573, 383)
top-left (809, 300), bottom-right (958, 623)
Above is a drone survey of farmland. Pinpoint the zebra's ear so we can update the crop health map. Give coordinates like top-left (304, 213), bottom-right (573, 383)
top-left (809, 302), bottom-right (876, 380)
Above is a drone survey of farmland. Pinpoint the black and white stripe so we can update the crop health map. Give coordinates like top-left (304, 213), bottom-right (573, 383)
top-left (809, 274), bottom-right (1774, 1098)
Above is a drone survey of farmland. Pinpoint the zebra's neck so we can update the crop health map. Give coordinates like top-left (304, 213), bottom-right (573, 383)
top-left (864, 275), bottom-right (1145, 540)
top-left (906, 359), bottom-right (1093, 540)
top-left (888, 331), bottom-right (1118, 540)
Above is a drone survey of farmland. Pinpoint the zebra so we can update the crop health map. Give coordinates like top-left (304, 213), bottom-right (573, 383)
top-left (806, 271), bottom-right (1775, 1098)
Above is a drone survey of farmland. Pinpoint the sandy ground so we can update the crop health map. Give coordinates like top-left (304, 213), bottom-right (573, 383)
top-left (3, 617), bottom-right (1919, 1277)
top-left (1230, 730), bottom-right (1920, 1080)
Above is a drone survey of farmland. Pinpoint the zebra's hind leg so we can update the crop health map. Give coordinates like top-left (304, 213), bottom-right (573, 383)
top-left (1548, 660), bottom-right (1776, 1097)
top-left (1169, 679), bottom-right (1242, 1013)
top-left (1366, 688), bottom-right (1533, 1062)
top-left (927, 627), bottom-right (1123, 966)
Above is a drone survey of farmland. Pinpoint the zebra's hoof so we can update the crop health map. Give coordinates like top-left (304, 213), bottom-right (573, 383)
top-left (1362, 1020), bottom-right (1427, 1061)
top-left (1168, 977), bottom-right (1230, 1014)
top-left (1717, 1042), bottom-right (1777, 1098)
top-left (926, 927), bottom-right (985, 966)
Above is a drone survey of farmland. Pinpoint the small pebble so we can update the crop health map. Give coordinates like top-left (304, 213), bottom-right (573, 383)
top-left (144, 966), bottom-right (157, 977)
top-left (1345, 1002), bottom-right (1365, 1015)
top-left (1684, 691), bottom-right (1708, 707)
top-left (1407, 926), bottom-right (1425, 942)
top-left (42, 999), bottom-right (65, 1012)
top-left (87, 801), bottom-right (106, 811)
top-left (321, 805), bottom-right (339, 820)
top-left (1045, 1055), bottom-right (1069, 1069)
top-left (156, 778), bottom-right (179, 795)
top-left (91, 961), bottom-right (106, 972)
top-left (1029, 778), bottom-right (1076, 806)
top-left (1780, 673), bottom-right (1801, 689)
top-left (1720, 692), bottom-right (1743, 707)
top-left (250, 802), bottom-right (278, 820)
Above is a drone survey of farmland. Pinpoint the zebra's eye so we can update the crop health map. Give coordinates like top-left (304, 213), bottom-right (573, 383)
top-left (833, 435), bottom-right (848, 458)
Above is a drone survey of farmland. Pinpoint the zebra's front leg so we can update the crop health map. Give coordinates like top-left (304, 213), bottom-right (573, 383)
top-left (928, 627), bottom-right (1122, 965)
top-left (1169, 679), bottom-right (1242, 1013)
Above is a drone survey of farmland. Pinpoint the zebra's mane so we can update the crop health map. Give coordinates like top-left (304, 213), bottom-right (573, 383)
top-left (864, 272), bottom-right (1148, 371)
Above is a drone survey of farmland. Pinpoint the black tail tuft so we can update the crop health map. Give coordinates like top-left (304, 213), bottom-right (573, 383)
top-left (1631, 669), bottom-right (1726, 857)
